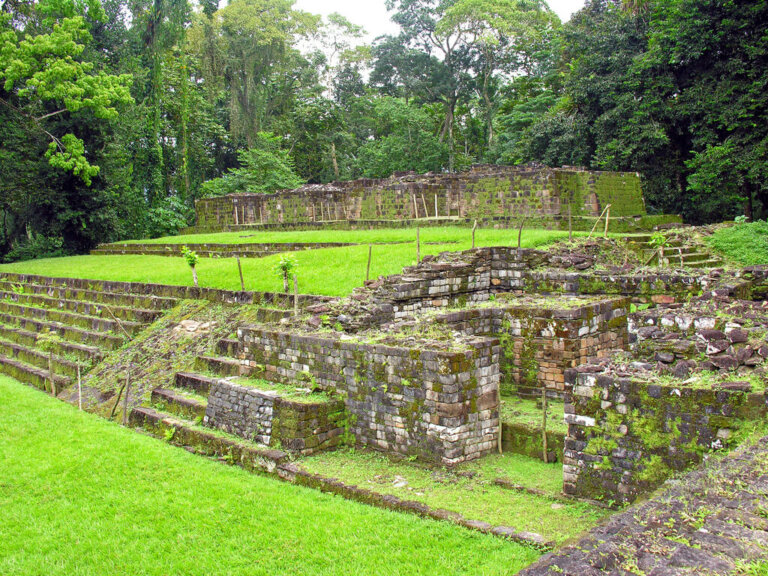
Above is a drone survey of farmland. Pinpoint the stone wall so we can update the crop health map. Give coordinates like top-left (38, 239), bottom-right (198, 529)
top-left (193, 165), bottom-right (648, 231)
top-left (562, 368), bottom-right (767, 503)
top-left (236, 327), bottom-right (500, 465)
top-left (426, 296), bottom-right (630, 396)
top-left (205, 380), bottom-right (346, 455)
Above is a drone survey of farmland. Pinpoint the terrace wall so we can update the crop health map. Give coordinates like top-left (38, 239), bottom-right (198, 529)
top-left (236, 327), bottom-right (500, 465)
top-left (563, 369), bottom-right (768, 503)
top-left (205, 380), bottom-right (346, 455)
top-left (193, 165), bottom-right (648, 231)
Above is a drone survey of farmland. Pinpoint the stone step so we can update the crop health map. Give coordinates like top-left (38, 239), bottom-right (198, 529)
top-left (0, 290), bottom-right (164, 324)
top-left (151, 388), bottom-right (207, 420)
top-left (174, 372), bottom-right (217, 395)
top-left (216, 338), bottom-right (239, 357)
top-left (128, 406), bottom-right (287, 471)
top-left (0, 279), bottom-right (178, 311)
top-left (194, 355), bottom-right (257, 377)
top-left (0, 311), bottom-right (124, 350)
top-left (0, 322), bottom-right (105, 363)
top-left (0, 338), bottom-right (83, 378)
top-left (0, 353), bottom-right (72, 391)
top-left (253, 307), bottom-right (292, 323)
top-left (0, 300), bottom-right (144, 336)
top-left (680, 252), bottom-right (714, 263)
top-left (686, 259), bottom-right (723, 269)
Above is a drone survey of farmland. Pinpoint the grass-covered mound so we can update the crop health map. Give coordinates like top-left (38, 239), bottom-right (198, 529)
top-left (708, 221), bottom-right (768, 266)
top-left (0, 376), bottom-right (540, 575)
top-left (0, 228), bottom-right (569, 296)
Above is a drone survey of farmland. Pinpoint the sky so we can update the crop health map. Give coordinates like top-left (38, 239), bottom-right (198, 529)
top-left (294, 0), bottom-right (588, 41)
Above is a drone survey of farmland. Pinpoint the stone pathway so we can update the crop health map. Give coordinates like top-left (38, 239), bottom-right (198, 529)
top-left (519, 436), bottom-right (768, 575)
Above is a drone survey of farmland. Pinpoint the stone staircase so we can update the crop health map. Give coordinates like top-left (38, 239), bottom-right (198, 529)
top-left (130, 333), bottom-right (348, 459)
top-left (624, 233), bottom-right (723, 269)
top-left (0, 274), bottom-right (176, 392)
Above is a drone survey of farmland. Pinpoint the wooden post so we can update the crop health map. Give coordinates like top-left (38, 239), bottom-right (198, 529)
top-left (434, 194), bottom-right (438, 219)
top-left (588, 206), bottom-right (610, 239)
top-left (604, 205), bottom-right (611, 238)
top-left (541, 388), bottom-right (549, 464)
top-left (77, 365), bottom-right (82, 410)
top-left (412, 194), bottom-right (419, 219)
top-left (237, 256), bottom-right (245, 292)
top-left (472, 220), bottom-right (477, 249)
top-left (421, 193), bottom-right (428, 219)
top-left (568, 204), bottom-right (573, 242)
top-left (233, 205), bottom-right (239, 226)
top-left (293, 275), bottom-right (299, 317)
top-left (497, 388), bottom-right (503, 454)
top-left (110, 381), bottom-right (126, 420)
top-left (122, 367), bottom-right (131, 426)
top-left (416, 227), bottom-right (421, 263)
top-left (259, 206), bottom-right (263, 224)
top-left (366, 245), bottom-right (372, 283)
top-left (48, 351), bottom-right (55, 396)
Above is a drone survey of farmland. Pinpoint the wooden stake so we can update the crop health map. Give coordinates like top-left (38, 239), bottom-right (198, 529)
top-left (48, 351), bottom-right (55, 396)
top-left (77, 365), bottom-right (82, 410)
top-left (434, 194), bottom-right (438, 219)
top-left (110, 381), bottom-right (126, 420)
top-left (412, 194), bottom-right (419, 219)
top-left (472, 220), bottom-right (477, 249)
top-left (237, 256), bottom-right (245, 291)
top-left (541, 388), bottom-right (549, 464)
top-left (259, 206), bottom-right (264, 224)
top-left (366, 245), bottom-right (372, 283)
top-left (122, 367), bottom-right (131, 426)
top-left (421, 193), bottom-right (428, 219)
top-left (416, 227), bottom-right (421, 263)
top-left (604, 205), bottom-right (611, 238)
top-left (233, 205), bottom-right (239, 226)
top-left (293, 275), bottom-right (299, 317)
top-left (497, 387), bottom-right (503, 454)
top-left (588, 205), bottom-right (610, 239)
top-left (517, 217), bottom-right (526, 258)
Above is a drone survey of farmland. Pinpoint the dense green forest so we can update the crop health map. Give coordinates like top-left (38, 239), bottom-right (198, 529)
top-left (1, 0), bottom-right (766, 260)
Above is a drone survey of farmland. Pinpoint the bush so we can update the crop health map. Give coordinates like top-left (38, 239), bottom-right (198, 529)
top-left (2, 234), bottom-right (64, 263)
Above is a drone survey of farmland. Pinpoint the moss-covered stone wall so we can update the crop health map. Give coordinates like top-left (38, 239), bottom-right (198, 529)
top-left (563, 368), bottom-right (768, 504)
top-left (236, 327), bottom-right (500, 465)
top-left (193, 165), bottom-right (648, 231)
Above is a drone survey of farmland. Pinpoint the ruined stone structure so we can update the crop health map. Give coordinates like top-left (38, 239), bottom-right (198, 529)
top-left (189, 165), bottom-right (676, 233)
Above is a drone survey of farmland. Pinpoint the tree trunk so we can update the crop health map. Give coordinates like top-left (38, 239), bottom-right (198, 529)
top-left (331, 142), bottom-right (340, 180)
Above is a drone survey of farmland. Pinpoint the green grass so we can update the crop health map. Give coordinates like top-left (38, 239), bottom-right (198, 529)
top-left (0, 376), bottom-right (541, 575)
top-left (708, 221), bottom-right (768, 265)
top-left (500, 396), bottom-right (568, 436)
top-left (121, 227), bottom-right (577, 246)
top-left (298, 448), bottom-right (609, 545)
top-left (0, 228), bottom-right (569, 296)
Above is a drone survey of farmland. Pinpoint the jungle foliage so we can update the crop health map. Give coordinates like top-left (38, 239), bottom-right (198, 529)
top-left (0, 0), bottom-right (764, 260)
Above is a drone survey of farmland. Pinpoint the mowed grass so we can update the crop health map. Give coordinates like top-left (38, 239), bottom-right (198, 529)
top-left (0, 376), bottom-right (541, 576)
top-left (122, 227), bottom-right (577, 246)
top-left (708, 221), bottom-right (768, 266)
top-left (0, 228), bottom-right (570, 296)
top-left (299, 449), bottom-right (608, 545)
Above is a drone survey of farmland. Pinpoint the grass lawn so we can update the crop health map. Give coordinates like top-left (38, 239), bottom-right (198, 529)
top-left (298, 448), bottom-right (609, 545)
top-left (0, 376), bottom-right (542, 575)
top-left (120, 227), bottom-right (578, 246)
top-left (0, 228), bottom-right (570, 296)
top-left (708, 221), bottom-right (768, 266)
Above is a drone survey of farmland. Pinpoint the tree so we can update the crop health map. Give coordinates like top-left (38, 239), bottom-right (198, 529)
top-left (0, 0), bottom-right (133, 184)
top-left (201, 132), bottom-right (305, 196)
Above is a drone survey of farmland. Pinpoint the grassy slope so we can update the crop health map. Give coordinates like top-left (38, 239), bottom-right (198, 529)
top-left (0, 376), bottom-right (540, 576)
top-left (708, 221), bottom-right (768, 266)
top-left (0, 229), bottom-right (569, 296)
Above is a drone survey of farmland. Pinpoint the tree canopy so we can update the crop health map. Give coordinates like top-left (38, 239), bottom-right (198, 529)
top-left (0, 0), bottom-right (765, 260)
